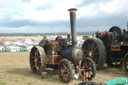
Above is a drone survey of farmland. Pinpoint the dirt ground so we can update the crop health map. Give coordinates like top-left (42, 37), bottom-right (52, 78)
top-left (0, 52), bottom-right (128, 85)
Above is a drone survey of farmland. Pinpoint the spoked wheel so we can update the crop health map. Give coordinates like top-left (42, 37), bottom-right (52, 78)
top-left (109, 26), bottom-right (123, 35)
top-left (30, 46), bottom-right (46, 74)
top-left (82, 38), bottom-right (106, 70)
top-left (81, 57), bottom-right (96, 80)
top-left (106, 60), bottom-right (122, 68)
top-left (58, 59), bottom-right (72, 83)
top-left (109, 26), bottom-right (124, 42)
top-left (123, 54), bottom-right (128, 74)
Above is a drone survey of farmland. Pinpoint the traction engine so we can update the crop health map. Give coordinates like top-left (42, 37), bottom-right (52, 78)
top-left (82, 26), bottom-right (128, 74)
top-left (29, 8), bottom-right (96, 83)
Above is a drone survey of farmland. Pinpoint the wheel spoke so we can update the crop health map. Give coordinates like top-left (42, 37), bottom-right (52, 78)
top-left (88, 72), bottom-right (92, 76)
top-left (36, 59), bottom-right (41, 63)
top-left (35, 49), bottom-right (39, 57)
top-left (87, 42), bottom-right (91, 51)
top-left (93, 56), bottom-right (99, 62)
top-left (94, 48), bottom-right (99, 53)
top-left (31, 56), bottom-right (35, 59)
top-left (60, 65), bottom-right (64, 74)
top-left (84, 49), bottom-right (89, 52)
top-left (36, 65), bottom-right (39, 70)
top-left (91, 42), bottom-right (95, 51)
top-left (94, 46), bottom-right (98, 51)
top-left (87, 61), bottom-right (90, 77)
top-left (35, 50), bottom-right (37, 56)
top-left (32, 65), bottom-right (36, 68)
top-left (94, 53), bottom-right (99, 55)
top-left (88, 71), bottom-right (89, 78)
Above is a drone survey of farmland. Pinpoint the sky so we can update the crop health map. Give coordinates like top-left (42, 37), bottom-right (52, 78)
top-left (0, 0), bottom-right (128, 33)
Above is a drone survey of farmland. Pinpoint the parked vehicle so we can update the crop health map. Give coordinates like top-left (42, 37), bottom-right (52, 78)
top-left (29, 8), bottom-right (96, 83)
top-left (82, 25), bottom-right (128, 74)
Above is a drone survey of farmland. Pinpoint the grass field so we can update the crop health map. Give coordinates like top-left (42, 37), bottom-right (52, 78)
top-left (0, 52), bottom-right (128, 85)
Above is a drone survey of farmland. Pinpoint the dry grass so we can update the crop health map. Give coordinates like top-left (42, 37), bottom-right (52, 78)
top-left (0, 52), bottom-right (128, 85)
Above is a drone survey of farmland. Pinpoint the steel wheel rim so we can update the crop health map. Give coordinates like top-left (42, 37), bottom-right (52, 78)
top-left (83, 40), bottom-right (100, 65)
top-left (59, 61), bottom-right (70, 82)
top-left (81, 59), bottom-right (93, 80)
top-left (124, 56), bottom-right (128, 69)
top-left (124, 56), bottom-right (128, 72)
top-left (30, 48), bottom-right (41, 73)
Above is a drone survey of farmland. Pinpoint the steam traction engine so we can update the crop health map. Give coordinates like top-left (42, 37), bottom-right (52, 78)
top-left (29, 8), bottom-right (96, 83)
top-left (82, 26), bottom-right (128, 74)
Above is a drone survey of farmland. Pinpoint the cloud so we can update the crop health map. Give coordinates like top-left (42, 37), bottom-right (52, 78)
top-left (76, 0), bottom-right (112, 7)
top-left (77, 14), bottom-right (128, 32)
top-left (0, 0), bottom-right (128, 33)
top-left (7, 0), bottom-right (83, 22)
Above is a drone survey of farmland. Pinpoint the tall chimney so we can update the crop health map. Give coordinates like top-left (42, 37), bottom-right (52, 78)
top-left (68, 8), bottom-right (77, 45)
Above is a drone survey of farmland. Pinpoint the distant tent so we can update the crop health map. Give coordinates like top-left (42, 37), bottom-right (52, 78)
top-left (9, 46), bottom-right (20, 52)
top-left (14, 42), bottom-right (24, 46)
top-left (26, 45), bottom-right (33, 51)
top-left (0, 42), bottom-right (4, 45)
top-left (4, 42), bottom-right (10, 45)
top-left (33, 43), bottom-right (39, 46)
top-left (5, 46), bottom-right (11, 52)
top-left (24, 39), bottom-right (33, 44)
top-left (0, 46), bottom-right (5, 52)
top-left (19, 46), bottom-right (27, 51)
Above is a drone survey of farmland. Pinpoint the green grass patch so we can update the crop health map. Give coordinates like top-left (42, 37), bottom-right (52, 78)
top-left (20, 76), bottom-right (25, 80)
top-left (14, 79), bottom-right (19, 82)
top-left (0, 80), bottom-right (7, 85)
top-left (28, 82), bottom-right (32, 85)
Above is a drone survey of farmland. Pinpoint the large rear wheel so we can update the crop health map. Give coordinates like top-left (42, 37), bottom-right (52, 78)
top-left (30, 46), bottom-right (46, 74)
top-left (82, 38), bottom-right (106, 70)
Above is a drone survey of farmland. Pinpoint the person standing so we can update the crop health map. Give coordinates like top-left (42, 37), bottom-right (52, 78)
top-left (39, 36), bottom-right (48, 53)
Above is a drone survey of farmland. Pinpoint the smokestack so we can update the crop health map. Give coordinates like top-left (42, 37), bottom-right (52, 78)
top-left (68, 8), bottom-right (77, 45)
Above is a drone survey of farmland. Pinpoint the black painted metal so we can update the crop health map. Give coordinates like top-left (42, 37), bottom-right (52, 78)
top-left (68, 8), bottom-right (77, 45)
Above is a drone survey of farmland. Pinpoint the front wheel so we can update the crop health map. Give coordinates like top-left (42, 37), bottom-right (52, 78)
top-left (81, 57), bottom-right (96, 80)
top-left (58, 59), bottom-right (72, 83)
